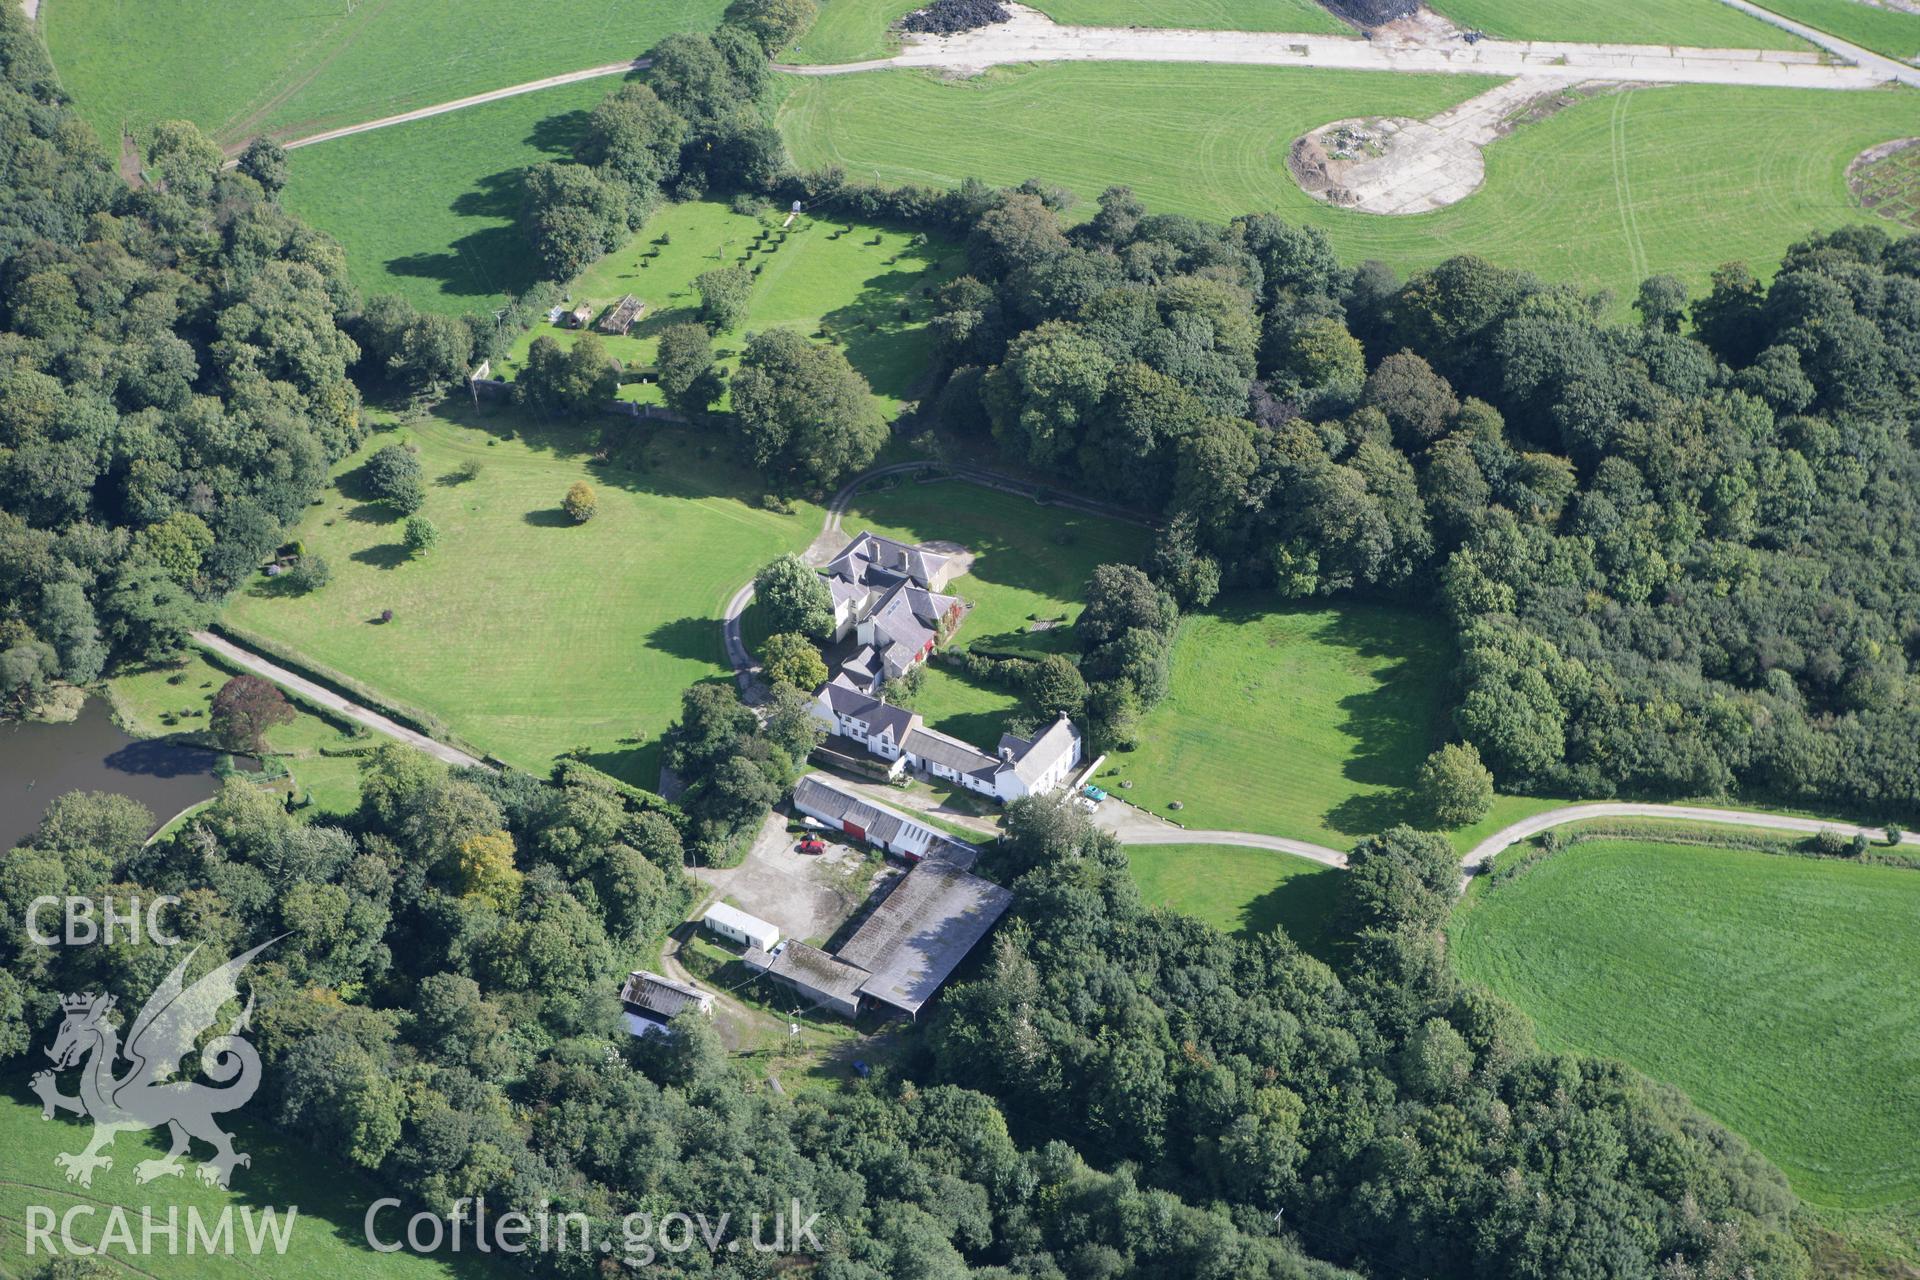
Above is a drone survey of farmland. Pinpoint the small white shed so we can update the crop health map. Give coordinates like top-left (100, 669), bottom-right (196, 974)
top-left (702, 902), bottom-right (780, 951)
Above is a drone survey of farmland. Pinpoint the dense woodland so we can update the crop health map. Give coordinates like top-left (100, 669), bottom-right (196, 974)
top-left (0, 1), bottom-right (360, 710)
top-left (0, 2), bottom-right (1906, 1275)
top-left (777, 173), bottom-right (1920, 821)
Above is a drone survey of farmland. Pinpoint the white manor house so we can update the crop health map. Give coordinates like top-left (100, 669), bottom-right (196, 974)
top-left (808, 530), bottom-right (1082, 803)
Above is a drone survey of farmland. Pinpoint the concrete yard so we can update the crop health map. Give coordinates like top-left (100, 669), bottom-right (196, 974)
top-left (690, 810), bottom-right (899, 945)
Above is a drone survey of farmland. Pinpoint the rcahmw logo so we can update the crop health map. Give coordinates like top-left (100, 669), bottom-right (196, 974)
top-left (25, 938), bottom-right (300, 1259)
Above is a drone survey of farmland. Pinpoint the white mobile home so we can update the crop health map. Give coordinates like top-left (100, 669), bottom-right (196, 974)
top-left (702, 902), bottom-right (780, 951)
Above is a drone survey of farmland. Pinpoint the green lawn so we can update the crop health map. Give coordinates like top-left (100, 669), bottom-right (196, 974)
top-left (1452, 839), bottom-right (1920, 1209)
top-left (220, 407), bottom-right (820, 789)
top-left (1103, 598), bottom-right (1451, 851)
top-left (493, 199), bottom-right (959, 416)
top-left (280, 77), bottom-right (613, 315)
top-left (780, 65), bottom-right (1920, 308)
top-left (107, 653), bottom-right (367, 816)
top-left (0, 1092), bottom-right (505, 1277)
top-left (43, 0), bottom-right (722, 152)
top-left (1749, 0), bottom-right (1920, 60)
top-left (1126, 842), bottom-right (1344, 954)
top-left (1428, 0), bottom-right (1807, 47)
top-left (835, 475), bottom-right (1151, 745)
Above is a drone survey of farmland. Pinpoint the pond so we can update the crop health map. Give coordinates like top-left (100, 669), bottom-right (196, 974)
top-left (0, 697), bottom-right (241, 852)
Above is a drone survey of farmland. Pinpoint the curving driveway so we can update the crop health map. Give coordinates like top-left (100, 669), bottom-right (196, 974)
top-left (1099, 793), bottom-right (1918, 879)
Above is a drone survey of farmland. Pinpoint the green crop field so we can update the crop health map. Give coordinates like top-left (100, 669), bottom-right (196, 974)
top-left (42, 0), bottom-right (722, 152)
top-left (493, 199), bottom-right (958, 416)
top-left (781, 65), bottom-right (1920, 307)
top-left (1126, 842), bottom-right (1344, 954)
top-left (221, 407), bottom-right (820, 789)
top-left (833, 476), bottom-right (1150, 746)
top-left (1428, 0), bottom-right (1806, 48)
top-left (1750, 0), bottom-right (1920, 60)
top-left (0, 1093), bottom-right (505, 1277)
top-left (1096, 598), bottom-right (1555, 853)
top-left (280, 77), bottom-right (613, 315)
top-left (782, 0), bottom-right (1347, 63)
top-left (1452, 839), bottom-right (1920, 1209)
top-left (107, 652), bottom-right (367, 816)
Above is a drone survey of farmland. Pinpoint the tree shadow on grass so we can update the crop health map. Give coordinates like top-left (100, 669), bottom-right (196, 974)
top-left (820, 263), bottom-right (950, 404)
top-left (1239, 865), bottom-right (1346, 961)
top-left (350, 544), bottom-right (411, 570)
top-left (1322, 787), bottom-right (1420, 840)
top-left (648, 616), bottom-right (721, 664)
top-left (522, 507), bottom-right (575, 528)
top-left (579, 740), bottom-right (663, 792)
top-left (344, 502), bottom-right (397, 525)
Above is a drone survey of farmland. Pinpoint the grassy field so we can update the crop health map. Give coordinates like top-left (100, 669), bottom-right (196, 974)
top-left (1452, 839), bottom-right (1920, 1209)
top-left (43, 0), bottom-right (721, 152)
top-left (780, 65), bottom-right (1920, 307)
top-left (834, 475), bottom-right (1151, 746)
top-left (221, 407), bottom-right (819, 789)
top-left (1749, 0), bottom-right (1920, 60)
top-left (0, 1093), bottom-right (504, 1277)
top-left (280, 77), bottom-right (612, 315)
top-left (1428, 0), bottom-right (1806, 47)
top-left (1126, 842), bottom-right (1343, 954)
top-left (1101, 598), bottom-right (1453, 851)
top-left (107, 653), bottom-right (367, 816)
top-left (494, 199), bottom-right (959, 416)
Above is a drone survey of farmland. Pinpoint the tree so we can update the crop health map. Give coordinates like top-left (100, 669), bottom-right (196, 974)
top-left (1026, 653), bottom-right (1088, 719)
top-left (1633, 274), bottom-right (1688, 333)
top-left (563, 481), bottom-right (598, 523)
top-left (761, 631), bottom-right (827, 690)
top-left (1078, 564), bottom-right (1176, 651)
top-left (753, 554), bottom-right (834, 639)
top-left (654, 322), bottom-right (721, 414)
top-left (1363, 350), bottom-right (1459, 447)
top-left (1417, 741), bottom-right (1494, 828)
top-left (237, 137), bottom-right (289, 195)
top-left (578, 83), bottom-right (685, 191)
top-left (694, 265), bottom-right (753, 331)
top-left (730, 329), bottom-right (885, 490)
top-left (517, 335), bottom-right (621, 416)
top-left (455, 831), bottom-right (523, 910)
top-left (403, 515), bottom-right (439, 555)
top-left (285, 554), bottom-right (331, 593)
top-left (666, 683), bottom-right (758, 776)
top-left (145, 119), bottom-right (223, 198)
top-left (209, 674), bottom-right (296, 753)
top-left (727, 0), bottom-right (818, 52)
top-left (520, 162), bottom-right (631, 278)
top-left (365, 443), bottom-right (426, 513)
top-left (982, 321), bottom-right (1114, 470)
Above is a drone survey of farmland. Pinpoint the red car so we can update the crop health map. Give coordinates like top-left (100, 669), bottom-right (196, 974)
top-left (796, 837), bottom-right (826, 855)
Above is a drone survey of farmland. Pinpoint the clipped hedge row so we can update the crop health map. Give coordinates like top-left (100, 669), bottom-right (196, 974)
top-left (205, 623), bottom-right (477, 754)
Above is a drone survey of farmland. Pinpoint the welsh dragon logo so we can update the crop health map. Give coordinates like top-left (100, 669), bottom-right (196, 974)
top-left (30, 939), bottom-right (277, 1190)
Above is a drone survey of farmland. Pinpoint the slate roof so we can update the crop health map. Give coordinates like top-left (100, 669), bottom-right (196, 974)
top-left (792, 774), bottom-right (982, 869)
top-left (743, 940), bottom-right (870, 1005)
top-left (818, 677), bottom-right (917, 740)
top-left (619, 970), bottom-right (709, 1019)
top-left (826, 531), bottom-right (951, 591)
top-left (999, 714), bottom-right (1081, 787)
top-left (902, 725), bottom-right (999, 780)
top-left (839, 863), bottom-right (1014, 1017)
